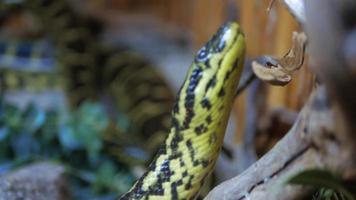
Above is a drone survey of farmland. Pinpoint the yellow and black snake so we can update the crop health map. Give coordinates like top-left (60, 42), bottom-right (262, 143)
top-left (0, 0), bottom-right (175, 162)
top-left (120, 22), bottom-right (245, 199)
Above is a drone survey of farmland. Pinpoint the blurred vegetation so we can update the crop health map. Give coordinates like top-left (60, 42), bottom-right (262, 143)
top-left (286, 169), bottom-right (356, 200)
top-left (0, 97), bottom-right (135, 200)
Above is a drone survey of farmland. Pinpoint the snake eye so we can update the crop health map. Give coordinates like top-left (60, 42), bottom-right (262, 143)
top-left (196, 47), bottom-right (208, 61)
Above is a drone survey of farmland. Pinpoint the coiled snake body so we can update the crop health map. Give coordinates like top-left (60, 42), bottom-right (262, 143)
top-left (120, 22), bottom-right (245, 200)
top-left (0, 0), bottom-right (175, 161)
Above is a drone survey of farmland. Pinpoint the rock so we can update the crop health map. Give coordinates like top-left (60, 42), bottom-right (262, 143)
top-left (0, 162), bottom-right (71, 200)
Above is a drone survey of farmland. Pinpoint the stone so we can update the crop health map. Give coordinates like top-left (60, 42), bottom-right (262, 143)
top-left (0, 162), bottom-right (71, 200)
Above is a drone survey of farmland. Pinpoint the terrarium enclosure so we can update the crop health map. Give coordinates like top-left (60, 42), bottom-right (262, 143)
top-left (0, 0), bottom-right (355, 199)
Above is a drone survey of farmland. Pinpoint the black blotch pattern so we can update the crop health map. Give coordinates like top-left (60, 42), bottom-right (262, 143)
top-left (194, 124), bottom-right (207, 135)
top-left (182, 170), bottom-right (188, 178)
top-left (184, 67), bottom-right (199, 120)
top-left (185, 93), bottom-right (195, 108)
top-left (179, 158), bottom-right (186, 167)
top-left (182, 108), bottom-right (195, 129)
top-left (201, 159), bottom-right (210, 167)
top-left (187, 67), bottom-right (202, 94)
top-left (205, 115), bottom-right (212, 124)
top-left (186, 139), bottom-right (196, 165)
top-left (224, 70), bottom-right (232, 81)
top-left (172, 117), bottom-right (180, 130)
top-left (201, 98), bottom-right (212, 109)
top-left (205, 76), bottom-right (216, 93)
top-left (171, 180), bottom-right (183, 199)
top-left (169, 151), bottom-right (182, 160)
top-left (159, 159), bottom-right (173, 182)
top-left (185, 175), bottom-right (194, 190)
top-left (218, 88), bottom-right (225, 97)
top-left (204, 59), bottom-right (212, 68)
top-left (170, 133), bottom-right (183, 150)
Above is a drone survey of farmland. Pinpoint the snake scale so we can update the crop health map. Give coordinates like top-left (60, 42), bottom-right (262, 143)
top-left (120, 22), bottom-right (245, 199)
top-left (1, 1), bottom-right (246, 199)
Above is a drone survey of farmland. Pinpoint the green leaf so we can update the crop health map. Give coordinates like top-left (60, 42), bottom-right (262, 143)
top-left (93, 161), bottom-right (118, 193)
top-left (4, 104), bottom-right (22, 130)
top-left (0, 127), bottom-right (10, 141)
top-left (22, 104), bottom-right (46, 134)
top-left (286, 169), bottom-right (355, 200)
top-left (0, 98), bottom-right (133, 198)
top-left (58, 126), bottom-right (82, 151)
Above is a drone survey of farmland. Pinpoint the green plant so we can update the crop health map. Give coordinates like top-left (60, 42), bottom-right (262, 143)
top-left (0, 98), bottom-right (135, 199)
top-left (286, 169), bottom-right (356, 200)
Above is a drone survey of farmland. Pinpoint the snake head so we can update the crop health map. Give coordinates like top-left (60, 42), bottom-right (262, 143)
top-left (173, 21), bottom-right (245, 128)
top-left (186, 21), bottom-right (245, 100)
top-left (194, 22), bottom-right (244, 67)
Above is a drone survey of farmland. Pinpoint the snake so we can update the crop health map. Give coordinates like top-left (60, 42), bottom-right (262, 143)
top-left (0, 39), bottom-right (61, 92)
top-left (120, 22), bottom-right (246, 200)
top-left (0, 0), bottom-right (175, 163)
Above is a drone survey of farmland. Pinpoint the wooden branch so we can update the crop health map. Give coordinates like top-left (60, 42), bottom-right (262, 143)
top-left (205, 87), bottom-right (339, 200)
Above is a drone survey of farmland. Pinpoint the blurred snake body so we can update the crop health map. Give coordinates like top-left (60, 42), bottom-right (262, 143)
top-left (0, 0), bottom-right (175, 161)
top-left (0, 40), bottom-right (60, 92)
top-left (120, 22), bottom-right (245, 199)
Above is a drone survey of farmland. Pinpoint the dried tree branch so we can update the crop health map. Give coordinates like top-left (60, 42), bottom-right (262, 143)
top-left (205, 87), bottom-right (337, 200)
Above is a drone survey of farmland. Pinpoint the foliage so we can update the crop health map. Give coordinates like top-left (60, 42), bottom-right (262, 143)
top-left (286, 169), bottom-right (356, 200)
top-left (0, 98), bottom-right (135, 199)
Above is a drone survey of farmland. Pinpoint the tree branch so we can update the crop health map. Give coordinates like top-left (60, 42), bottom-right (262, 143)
top-left (205, 87), bottom-right (337, 200)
